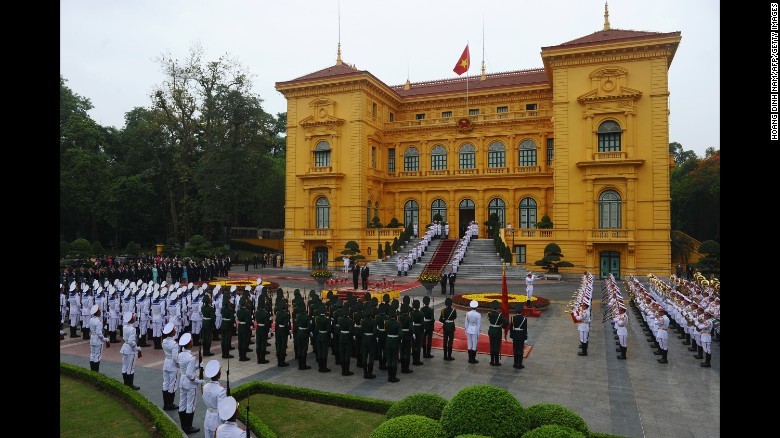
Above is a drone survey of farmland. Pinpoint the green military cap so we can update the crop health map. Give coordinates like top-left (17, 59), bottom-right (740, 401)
top-left (422, 296), bottom-right (430, 305)
top-left (391, 299), bottom-right (399, 309)
top-left (383, 293), bottom-right (390, 303)
top-left (412, 299), bottom-right (420, 309)
top-left (402, 295), bottom-right (410, 304)
top-left (491, 300), bottom-right (500, 310)
top-left (516, 304), bottom-right (524, 313)
top-left (363, 292), bottom-right (371, 301)
top-left (371, 297), bottom-right (379, 305)
top-left (346, 291), bottom-right (353, 300)
top-left (445, 297), bottom-right (452, 307)
top-left (326, 291), bottom-right (334, 299)
top-left (293, 289), bottom-right (301, 296)
top-left (309, 289), bottom-right (317, 297)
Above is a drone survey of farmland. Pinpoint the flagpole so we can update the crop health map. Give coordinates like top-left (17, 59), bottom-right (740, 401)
top-left (466, 40), bottom-right (469, 116)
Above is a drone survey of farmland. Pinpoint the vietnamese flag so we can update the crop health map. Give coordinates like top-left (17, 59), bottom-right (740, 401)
top-left (453, 44), bottom-right (470, 76)
top-left (501, 263), bottom-right (510, 338)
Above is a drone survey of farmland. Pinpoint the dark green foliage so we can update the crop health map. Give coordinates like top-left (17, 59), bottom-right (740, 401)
top-left (339, 240), bottom-right (365, 263)
top-left (228, 239), bottom-right (278, 254)
top-left (534, 243), bottom-right (573, 273)
top-left (90, 241), bottom-right (106, 256)
top-left (238, 405), bottom-right (277, 438)
top-left (535, 215), bottom-right (553, 229)
top-left (455, 435), bottom-right (492, 438)
top-left (185, 234), bottom-right (211, 259)
top-left (124, 241), bottom-right (141, 256)
top-left (484, 213), bottom-right (501, 239)
top-left (385, 241), bottom-right (392, 257)
top-left (232, 381), bottom-right (394, 414)
top-left (60, 362), bottom-right (182, 437)
top-left (696, 240), bottom-right (720, 277)
top-left (526, 404), bottom-right (589, 436)
top-left (386, 393), bottom-right (448, 421)
top-left (69, 238), bottom-right (92, 258)
top-left (61, 241), bottom-right (70, 258)
top-left (440, 385), bottom-right (530, 438)
top-left (371, 415), bottom-right (446, 438)
top-left (670, 144), bottom-right (719, 243)
top-left (371, 216), bottom-right (383, 228)
top-left (589, 432), bottom-right (628, 438)
top-left (392, 237), bottom-right (399, 251)
top-left (378, 245), bottom-right (384, 259)
top-left (432, 213), bottom-right (443, 222)
top-left (387, 218), bottom-right (402, 228)
top-left (522, 425), bottom-right (586, 438)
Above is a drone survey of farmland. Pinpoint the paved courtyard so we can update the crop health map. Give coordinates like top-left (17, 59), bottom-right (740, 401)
top-left (60, 266), bottom-right (720, 438)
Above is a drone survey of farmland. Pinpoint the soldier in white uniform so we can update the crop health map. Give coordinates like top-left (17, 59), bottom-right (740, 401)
top-left (216, 397), bottom-right (245, 438)
top-left (214, 288), bottom-right (224, 341)
top-left (168, 291), bottom-right (182, 336)
top-left (202, 359), bottom-right (227, 438)
top-left (81, 286), bottom-right (94, 340)
top-left (120, 312), bottom-right (142, 389)
top-left (88, 304), bottom-right (109, 372)
top-left (191, 290), bottom-right (203, 346)
top-left (575, 302), bottom-right (591, 356)
top-left (151, 290), bottom-right (164, 349)
top-left (343, 257), bottom-right (350, 273)
top-left (697, 311), bottom-right (714, 368)
top-left (614, 307), bottom-right (629, 360)
top-left (396, 256), bottom-right (403, 276)
top-left (465, 300), bottom-right (481, 364)
top-left (137, 290), bottom-right (151, 347)
top-left (413, 222), bottom-right (418, 238)
top-left (402, 256), bottom-right (409, 276)
top-left (177, 333), bottom-right (203, 434)
top-left (161, 322), bottom-right (180, 411)
top-left (525, 272), bottom-right (541, 308)
top-left (68, 283), bottom-right (80, 338)
top-left (107, 288), bottom-right (121, 343)
top-left (60, 286), bottom-right (67, 339)
top-left (444, 223), bottom-right (449, 239)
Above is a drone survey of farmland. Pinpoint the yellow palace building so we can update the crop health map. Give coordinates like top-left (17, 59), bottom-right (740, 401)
top-left (275, 11), bottom-right (681, 279)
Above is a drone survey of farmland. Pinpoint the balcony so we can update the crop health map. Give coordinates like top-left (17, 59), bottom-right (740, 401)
top-left (384, 108), bottom-right (552, 130)
top-left (515, 165), bottom-right (541, 174)
top-left (425, 169), bottom-right (449, 176)
top-left (302, 228), bottom-right (332, 239)
top-left (309, 165), bottom-right (333, 173)
top-left (398, 170), bottom-right (421, 177)
top-left (364, 228), bottom-right (403, 240)
top-left (454, 168), bottom-right (478, 176)
top-left (484, 167), bottom-right (508, 174)
top-left (593, 151), bottom-right (627, 160)
top-left (589, 228), bottom-right (634, 241)
top-left (519, 229), bottom-right (554, 239)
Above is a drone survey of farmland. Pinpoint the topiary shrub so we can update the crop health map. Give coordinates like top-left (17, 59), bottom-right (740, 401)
top-left (386, 393), bottom-right (448, 421)
top-left (69, 238), bottom-right (92, 258)
top-left (526, 404), bottom-right (589, 436)
top-left (370, 415), bottom-right (446, 438)
top-left (522, 425), bottom-right (586, 438)
top-left (440, 385), bottom-right (530, 438)
top-left (455, 435), bottom-right (492, 438)
top-left (124, 240), bottom-right (141, 256)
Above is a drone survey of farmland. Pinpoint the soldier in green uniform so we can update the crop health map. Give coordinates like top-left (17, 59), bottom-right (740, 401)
top-left (315, 305), bottom-right (332, 372)
top-left (421, 296), bottom-right (435, 358)
top-left (337, 304), bottom-right (355, 376)
top-left (220, 293), bottom-right (235, 359)
top-left (384, 310), bottom-right (401, 382)
top-left (439, 297), bottom-right (457, 361)
top-left (487, 300), bottom-right (509, 366)
top-left (399, 303), bottom-right (414, 374)
top-left (509, 304), bottom-right (528, 369)
top-left (329, 301), bottom-right (341, 366)
top-left (295, 303), bottom-right (312, 370)
top-left (291, 299), bottom-right (302, 360)
top-left (375, 302), bottom-right (388, 371)
top-left (352, 301), bottom-right (364, 368)
top-left (274, 301), bottom-right (291, 367)
top-left (236, 297), bottom-right (252, 361)
top-left (201, 294), bottom-right (215, 356)
top-left (360, 307), bottom-right (377, 379)
top-left (254, 298), bottom-right (271, 364)
top-left (411, 299), bottom-right (425, 365)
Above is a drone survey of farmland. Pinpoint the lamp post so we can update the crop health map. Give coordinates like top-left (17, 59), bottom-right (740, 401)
top-left (507, 223), bottom-right (515, 265)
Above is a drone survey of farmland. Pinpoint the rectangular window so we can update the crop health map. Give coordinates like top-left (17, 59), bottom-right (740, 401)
top-left (404, 155), bottom-right (419, 171)
top-left (519, 149), bottom-right (537, 167)
top-left (431, 153), bottom-right (447, 170)
top-left (388, 148), bottom-right (395, 173)
top-left (525, 103), bottom-right (538, 111)
top-left (468, 108), bottom-right (480, 116)
top-left (487, 151), bottom-right (506, 168)
top-left (389, 113), bottom-right (394, 122)
top-left (598, 133), bottom-right (621, 152)
top-left (372, 102), bottom-right (377, 119)
top-left (497, 106), bottom-right (508, 113)
top-left (515, 245), bottom-right (526, 264)
top-left (314, 151), bottom-right (330, 167)
top-left (441, 111), bottom-right (452, 118)
top-left (547, 138), bottom-right (554, 166)
top-left (459, 152), bottom-right (475, 168)
top-left (415, 113), bottom-right (426, 120)
top-left (371, 146), bottom-right (376, 168)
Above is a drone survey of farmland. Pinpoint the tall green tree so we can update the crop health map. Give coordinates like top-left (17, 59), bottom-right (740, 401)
top-left (670, 143), bottom-right (720, 243)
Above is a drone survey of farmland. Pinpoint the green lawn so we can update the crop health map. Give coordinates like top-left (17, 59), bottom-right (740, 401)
top-left (246, 393), bottom-right (386, 438)
top-left (60, 376), bottom-right (152, 438)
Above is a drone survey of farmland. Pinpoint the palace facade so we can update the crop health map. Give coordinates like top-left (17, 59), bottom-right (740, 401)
top-left (275, 19), bottom-right (681, 279)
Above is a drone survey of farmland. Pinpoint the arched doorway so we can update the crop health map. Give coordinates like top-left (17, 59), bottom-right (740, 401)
top-left (458, 199), bottom-right (475, 237)
top-left (312, 246), bottom-right (328, 269)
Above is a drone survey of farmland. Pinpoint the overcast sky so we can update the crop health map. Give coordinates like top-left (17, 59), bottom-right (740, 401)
top-left (60, 0), bottom-right (719, 156)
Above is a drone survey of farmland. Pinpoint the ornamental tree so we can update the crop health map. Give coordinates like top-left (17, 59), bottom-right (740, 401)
top-left (534, 243), bottom-right (574, 273)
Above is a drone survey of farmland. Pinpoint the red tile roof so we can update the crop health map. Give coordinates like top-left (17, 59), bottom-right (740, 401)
top-left (276, 63), bottom-right (363, 86)
top-left (390, 69), bottom-right (549, 98)
top-left (542, 28), bottom-right (681, 51)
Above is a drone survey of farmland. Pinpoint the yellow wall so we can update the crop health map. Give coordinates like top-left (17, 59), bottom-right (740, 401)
top-left (277, 31), bottom-right (680, 278)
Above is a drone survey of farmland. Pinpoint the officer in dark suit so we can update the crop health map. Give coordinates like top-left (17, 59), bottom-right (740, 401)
top-left (352, 263), bottom-right (360, 290)
top-left (440, 274), bottom-right (447, 295)
top-left (253, 254), bottom-right (258, 269)
top-left (361, 264), bottom-right (370, 290)
top-left (448, 270), bottom-right (457, 295)
top-left (509, 304), bottom-right (528, 369)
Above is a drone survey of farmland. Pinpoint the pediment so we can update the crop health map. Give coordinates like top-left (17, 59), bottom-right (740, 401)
top-left (577, 86), bottom-right (642, 103)
top-left (299, 114), bottom-right (345, 127)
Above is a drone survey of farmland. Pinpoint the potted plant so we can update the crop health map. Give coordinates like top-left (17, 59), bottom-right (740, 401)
top-left (418, 271), bottom-right (442, 295)
top-left (311, 268), bottom-right (334, 290)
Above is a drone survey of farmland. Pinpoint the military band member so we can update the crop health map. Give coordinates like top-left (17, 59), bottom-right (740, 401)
top-left (525, 272), bottom-right (541, 308)
top-left (177, 333), bottom-right (203, 434)
top-left (202, 360), bottom-right (227, 438)
top-left (465, 300), bottom-right (482, 364)
top-left (439, 298), bottom-right (457, 361)
top-left (656, 307), bottom-right (670, 364)
top-left (697, 311), bottom-right (714, 368)
top-left (88, 304), bottom-right (109, 372)
top-left (510, 304), bottom-right (528, 368)
top-left (161, 322), bottom-right (179, 411)
top-left (614, 307), bottom-right (628, 360)
top-left (120, 312), bottom-right (142, 389)
top-left (487, 301), bottom-right (508, 366)
top-left (575, 302), bottom-right (591, 356)
top-left (421, 296), bottom-right (435, 358)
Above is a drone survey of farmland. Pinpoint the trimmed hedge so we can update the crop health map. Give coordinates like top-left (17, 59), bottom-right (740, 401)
top-left (370, 415), bottom-right (446, 438)
top-left (60, 362), bottom-right (181, 437)
top-left (237, 404), bottom-right (277, 438)
top-left (526, 404), bottom-right (589, 436)
top-left (440, 385), bottom-right (530, 438)
top-left (589, 433), bottom-right (627, 438)
top-left (523, 425), bottom-right (586, 438)
top-left (455, 435), bottom-right (492, 438)
top-left (233, 381), bottom-right (394, 414)
top-left (386, 393), bottom-right (448, 420)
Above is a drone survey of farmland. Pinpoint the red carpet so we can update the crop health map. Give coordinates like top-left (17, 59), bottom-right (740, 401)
top-left (430, 321), bottom-right (532, 358)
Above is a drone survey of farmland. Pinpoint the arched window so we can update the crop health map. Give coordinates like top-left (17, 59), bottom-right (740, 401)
top-left (404, 147), bottom-right (419, 171)
top-left (314, 141), bottom-right (331, 167)
top-left (367, 200), bottom-right (372, 227)
top-left (431, 199), bottom-right (447, 222)
top-left (519, 140), bottom-right (537, 166)
top-left (599, 190), bottom-right (622, 228)
top-left (431, 145), bottom-right (447, 170)
top-left (316, 198), bottom-right (330, 228)
top-left (597, 121), bottom-right (622, 152)
top-left (519, 198), bottom-right (537, 229)
top-left (488, 198), bottom-right (506, 228)
top-left (487, 141), bottom-right (506, 168)
top-left (459, 199), bottom-right (475, 209)
top-left (459, 144), bottom-right (476, 168)
top-left (404, 200), bottom-right (419, 227)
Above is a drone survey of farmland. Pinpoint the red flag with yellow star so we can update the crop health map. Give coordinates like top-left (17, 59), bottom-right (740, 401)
top-left (501, 263), bottom-right (510, 338)
top-left (453, 44), bottom-right (470, 76)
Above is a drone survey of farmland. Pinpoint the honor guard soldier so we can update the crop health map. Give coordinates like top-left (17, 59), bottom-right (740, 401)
top-left (384, 310), bottom-right (401, 382)
top-left (221, 291), bottom-right (235, 359)
top-left (525, 272), bottom-right (541, 308)
top-left (120, 312), bottom-right (142, 389)
top-left (81, 286), bottom-right (94, 340)
top-left (88, 304), bottom-right (109, 372)
top-left (575, 302), bottom-right (592, 356)
top-left (295, 303), bottom-right (312, 369)
top-left (375, 298), bottom-right (389, 370)
top-left (656, 306), bottom-right (670, 364)
top-left (137, 290), bottom-right (151, 347)
top-left (60, 286), bottom-right (67, 339)
top-left (410, 300), bottom-right (425, 365)
top-left (190, 289), bottom-right (203, 346)
top-left (274, 301), bottom-right (291, 367)
top-left (151, 290), bottom-right (164, 349)
top-left (68, 283), bottom-right (80, 338)
top-left (465, 300), bottom-right (482, 364)
top-left (421, 296), bottom-right (435, 358)
top-left (108, 288), bottom-right (121, 343)
top-left (161, 322), bottom-right (179, 411)
top-left (698, 311), bottom-right (714, 367)
top-left (236, 296), bottom-right (252, 362)
top-left (202, 360), bottom-right (227, 438)
top-left (177, 333), bottom-right (203, 434)
top-left (396, 256), bottom-right (403, 276)
top-left (337, 302), bottom-right (355, 376)
top-left (254, 297), bottom-right (271, 364)
top-left (510, 304), bottom-right (528, 369)
top-left (215, 397), bottom-right (244, 438)
top-left (360, 307), bottom-right (377, 379)
top-left (213, 287), bottom-right (223, 342)
top-left (398, 302), bottom-right (414, 374)
top-left (314, 304), bottom-right (332, 372)
top-left (614, 307), bottom-right (629, 360)
top-left (439, 298), bottom-right (457, 361)
top-left (487, 301), bottom-right (508, 366)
